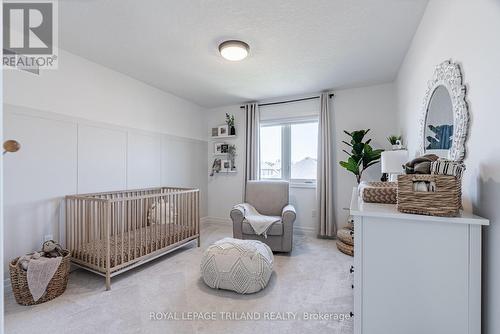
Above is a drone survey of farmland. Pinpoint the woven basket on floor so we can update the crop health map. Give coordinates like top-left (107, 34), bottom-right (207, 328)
top-left (9, 250), bottom-right (71, 306)
top-left (397, 174), bottom-right (462, 217)
top-left (337, 227), bottom-right (354, 246)
top-left (336, 240), bottom-right (353, 257)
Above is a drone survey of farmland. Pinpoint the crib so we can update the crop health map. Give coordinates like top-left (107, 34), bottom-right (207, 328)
top-left (65, 187), bottom-right (200, 290)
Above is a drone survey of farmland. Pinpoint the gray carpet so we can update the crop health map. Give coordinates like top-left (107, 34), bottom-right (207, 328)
top-left (4, 222), bottom-right (354, 334)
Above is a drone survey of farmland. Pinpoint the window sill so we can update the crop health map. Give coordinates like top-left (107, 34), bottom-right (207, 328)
top-left (290, 182), bottom-right (316, 189)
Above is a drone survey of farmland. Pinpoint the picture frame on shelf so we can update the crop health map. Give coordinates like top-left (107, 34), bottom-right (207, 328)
top-left (218, 125), bottom-right (229, 137)
top-left (221, 144), bottom-right (229, 153)
top-left (221, 159), bottom-right (231, 170)
top-left (214, 142), bottom-right (225, 154)
top-left (211, 127), bottom-right (219, 137)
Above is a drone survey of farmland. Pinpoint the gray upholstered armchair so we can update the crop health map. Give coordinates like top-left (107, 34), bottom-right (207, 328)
top-left (231, 180), bottom-right (296, 252)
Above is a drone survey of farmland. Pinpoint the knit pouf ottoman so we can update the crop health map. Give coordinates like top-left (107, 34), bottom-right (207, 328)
top-left (200, 238), bottom-right (273, 294)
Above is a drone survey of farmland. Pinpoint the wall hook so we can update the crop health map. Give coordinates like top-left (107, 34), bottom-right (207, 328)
top-left (3, 140), bottom-right (21, 155)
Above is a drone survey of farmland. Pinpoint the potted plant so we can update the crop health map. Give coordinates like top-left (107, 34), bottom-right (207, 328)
top-left (387, 135), bottom-right (402, 150)
top-left (227, 145), bottom-right (236, 170)
top-left (226, 113), bottom-right (235, 135)
top-left (339, 129), bottom-right (384, 184)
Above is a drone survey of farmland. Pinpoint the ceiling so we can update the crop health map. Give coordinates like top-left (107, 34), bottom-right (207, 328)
top-left (59, 0), bottom-right (429, 108)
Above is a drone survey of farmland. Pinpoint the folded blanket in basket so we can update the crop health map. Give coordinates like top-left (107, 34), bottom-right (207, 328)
top-left (431, 159), bottom-right (465, 179)
top-left (27, 256), bottom-right (62, 301)
top-left (233, 203), bottom-right (280, 238)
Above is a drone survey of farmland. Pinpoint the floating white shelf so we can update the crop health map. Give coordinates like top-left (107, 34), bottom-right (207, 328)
top-left (210, 169), bottom-right (237, 174)
top-left (210, 134), bottom-right (236, 139)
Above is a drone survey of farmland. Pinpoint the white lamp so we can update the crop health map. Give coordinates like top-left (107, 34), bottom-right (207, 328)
top-left (381, 150), bottom-right (408, 182)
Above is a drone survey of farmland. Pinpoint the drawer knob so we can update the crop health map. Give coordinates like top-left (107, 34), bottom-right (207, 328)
top-left (350, 265), bottom-right (354, 273)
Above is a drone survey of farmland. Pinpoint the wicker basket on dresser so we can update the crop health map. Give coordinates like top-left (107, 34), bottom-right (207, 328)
top-left (397, 174), bottom-right (462, 217)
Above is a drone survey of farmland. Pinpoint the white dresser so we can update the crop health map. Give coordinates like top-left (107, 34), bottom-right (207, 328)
top-left (349, 188), bottom-right (489, 334)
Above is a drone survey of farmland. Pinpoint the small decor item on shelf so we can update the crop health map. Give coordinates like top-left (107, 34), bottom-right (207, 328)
top-left (387, 135), bottom-right (403, 150)
top-left (227, 144), bottom-right (236, 171)
top-left (339, 129), bottom-right (384, 184)
top-left (218, 125), bottom-right (229, 137)
top-left (9, 241), bottom-right (70, 306)
top-left (225, 113), bottom-right (236, 135)
top-left (210, 158), bottom-right (222, 176)
top-left (221, 159), bottom-right (231, 170)
top-left (211, 127), bottom-right (219, 137)
top-left (214, 142), bottom-right (224, 154)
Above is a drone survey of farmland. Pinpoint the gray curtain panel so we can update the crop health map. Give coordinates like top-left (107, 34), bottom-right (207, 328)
top-left (244, 103), bottom-right (260, 199)
top-left (317, 93), bottom-right (336, 238)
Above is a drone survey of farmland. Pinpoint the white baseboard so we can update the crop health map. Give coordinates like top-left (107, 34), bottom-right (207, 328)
top-left (202, 216), bottom-right (231, 225)
top-left (201, 216), bottom-right (316, 235)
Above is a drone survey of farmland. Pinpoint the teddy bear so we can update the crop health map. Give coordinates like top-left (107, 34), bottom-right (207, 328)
top-left (42, 240), bottom-right (64, 258)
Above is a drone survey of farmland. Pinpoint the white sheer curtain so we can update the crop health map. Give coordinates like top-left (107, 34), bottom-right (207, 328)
top-left (244, 103), bottom-right (260, 199)
top-left (317, 93), bottom-right (336, 238)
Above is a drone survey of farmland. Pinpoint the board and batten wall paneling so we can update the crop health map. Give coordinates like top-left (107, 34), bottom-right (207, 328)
top-left (77, 124), bottom-right (127, 194)
top-left (4, 108), bottom-right (77, 276)
top-left (127, 131), bottom-right (162, 189)
top-left (3, 105), bottom-right (208, 280)
top-left (161, 136), bottom-right (208, 216)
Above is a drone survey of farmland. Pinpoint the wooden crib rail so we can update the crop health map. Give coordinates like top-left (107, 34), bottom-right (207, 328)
top-left (65, 187), bottom-right (200, 290)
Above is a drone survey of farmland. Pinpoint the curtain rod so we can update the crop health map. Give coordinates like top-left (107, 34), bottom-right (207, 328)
top-left (239, 93), bottom-right (334, 109)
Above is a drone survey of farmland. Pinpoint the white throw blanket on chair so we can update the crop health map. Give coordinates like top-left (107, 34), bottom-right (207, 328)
top-left (234, 203), bottom-right (280, 238)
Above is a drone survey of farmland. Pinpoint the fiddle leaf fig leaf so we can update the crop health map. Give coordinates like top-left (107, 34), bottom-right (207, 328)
top-left (339, 128), bottom-right (384, 184)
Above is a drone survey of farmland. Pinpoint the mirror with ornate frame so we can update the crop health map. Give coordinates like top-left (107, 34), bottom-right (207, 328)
top-left (418, 60), bottom-right (470, 161)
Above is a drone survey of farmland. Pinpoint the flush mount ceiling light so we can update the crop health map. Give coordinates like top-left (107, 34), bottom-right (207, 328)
top-left (218, 40), bottom-right (249, 61)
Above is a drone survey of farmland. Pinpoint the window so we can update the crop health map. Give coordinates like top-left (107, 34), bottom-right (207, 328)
top-left (260, 119), bottom-right (318, 185)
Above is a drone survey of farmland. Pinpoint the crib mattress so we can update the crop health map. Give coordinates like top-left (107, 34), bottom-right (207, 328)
top-left (73, 223), bottom-right (196, 269)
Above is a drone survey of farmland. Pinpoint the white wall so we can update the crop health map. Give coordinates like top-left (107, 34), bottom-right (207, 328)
top-left (206, 103), bottom-right (320, 232)
top-left (0, 2), bottom-right (5, 326)
top-left (206, 85), bottom-right (398, 232)
top-left (3, 50), bottom-right (208, 280)
top-left (206, 105), bottom-right (246, 220)
top-left (3, 49), bottom-right (207, 141)
top-left (396, 1), bottom-right (500, 333)
top-left (333, 83), bottom-right (398, 225)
